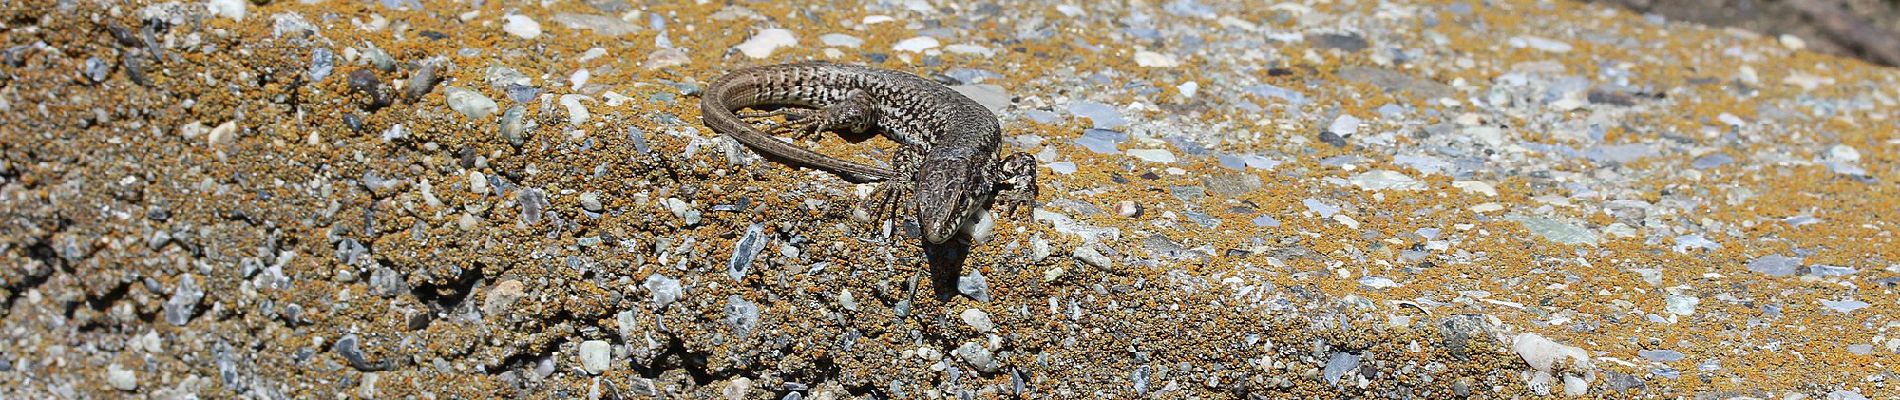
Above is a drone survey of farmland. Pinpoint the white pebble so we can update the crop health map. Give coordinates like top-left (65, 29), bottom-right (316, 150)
top-left (819, 33), bottom-right (863, 48)
top-left (106, 364), bottom-right (138, 391)
top-left (736, 28), bottom-right (797, 59)
top-left (1133, 50), bottom-right (1180, 67)
top-left (1512, 333), bottom-right (1593, 397)
top-left (577, 340), bottom-right (611, 374)
top-left (963, 209), bottom-right (996, 242)
top-left (1114, 200), bottom-right (1141, 218)
top-left (207, 121), bottom-right (238, 147)
top-left (1176, 81), bottom-right (1199, 98)
top-left (502, 15), bottom-right (542, 40)
top-left (1126, 149), bottom-right (1176, 163)
top-left (559, 95), bottom-right (593, 125)
top-left (893, 36), bottom-right (940, 52)
top-left (468, 171), bottom-right (489, 194)
top-left (205, 0), bottom-right (247, 21)
top-left (1328, 114), bottom-right (1361, 136)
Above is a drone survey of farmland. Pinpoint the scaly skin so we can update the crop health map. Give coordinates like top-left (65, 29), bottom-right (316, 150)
top-left (699, 62), bottom-right (1037, 244)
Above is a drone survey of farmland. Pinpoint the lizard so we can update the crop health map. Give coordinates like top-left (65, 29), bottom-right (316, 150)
top-left (698, 62), bottom-right (1037, 245)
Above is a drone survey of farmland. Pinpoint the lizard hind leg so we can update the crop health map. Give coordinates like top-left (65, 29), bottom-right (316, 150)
top-left (991, 152), bottom-right (1040, 218)
top-left (804, 89), bottom-right (879, 141)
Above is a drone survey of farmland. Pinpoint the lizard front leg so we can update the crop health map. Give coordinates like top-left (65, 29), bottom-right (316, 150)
top-left (990, 152), bottom-right (1039, 218)
top-left (859, 144), bottom-right (925, 227)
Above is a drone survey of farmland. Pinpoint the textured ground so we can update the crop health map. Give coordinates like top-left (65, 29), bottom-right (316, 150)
top-left (1, 0), bottom-right (1896, 398)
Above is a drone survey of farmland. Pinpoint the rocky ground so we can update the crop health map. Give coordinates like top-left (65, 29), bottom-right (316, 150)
top-left (1, 0), bottom-right (1895, 398)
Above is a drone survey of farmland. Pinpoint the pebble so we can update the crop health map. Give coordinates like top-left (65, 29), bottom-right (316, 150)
top-left (403, 63), bottom-right (440, 100)
top-left (724, 377), bottom-right (753, 400)
top-left (1637, 349), bottom-right (1684, 363)
top-left (819, 33), bottom-right (863, 48)
top-left (1507, 216), bottom-right (1599, 246)
top-left (1073, 129), bottom-right (1126, 154)
top-left (950, 84), bottom-right (1010, 114)
top-left (1113, 200), bottom-right (1141, 217)
top-left (1126, 148), bottom-right (1176, 163)
top-left (1358, 276), bottom-right (1399, 289)
top-left (559, 94), bottom-right (592, 125)
top-left (518, 189), bottom-right (549, 224)
top-left (1509, 35), bottom-right (1573, 53)
top-left (1133, 50), bottom-right (1180, 67)
top-left (1670, 235), bottom-right (1721, 252)
top-left (468, 171), bottom-right (489, 194)
top-left (579, 192), bottom-right (603, 212)
top-left (1512, 333), bottom-right (1591, 396)
top-left (1251, 214), bottom-right (1281, 227)
top-left (838, 289), bottom-right (858, 311)
top-left (727, 223), bottom-right (768, 281)
top-left (644, 274), bottom-right (682, 309)
top-left (960, 308), bottom-right (994, 333)
top-left (483, 279), bottom-right (526, 317)
top-left (725, 296), bottom-right (761, 337)
top-left (206, 0), bottom-right (246, 20)
top-left (1663, 295), bottom-right (1698, 316)
top-left (503, 15), bottom-right (543, 39)
top-left (1745, 255), bottom-right (1801, 276)
top-left (163, 274), bottom-right (203, 326)
top-left (1302, 199), bottom-right (1341, 218)
top-left (106, 363), bottom-right (138, 391)
top-left (1821, 299), bottom-right (1870, 314)
top-left (736, 29), bottom-right (797, 58)
top-left (1349, 170), bottom-right (1424, 191)
top-left (444, 87), bottom-right (498, 120)
top-left (578, 340), bottom-right (611, 374)
top-left (1072, 245), bottom-right (1112, 269)
top-left (207, 121), bottom-right (238, 147)
top-left (955, 343), bottom-right (999, 373)
top-left (1047, 161), bottom-right (1077, 174)
top-left (892, 36), bottom-right (940, 52)
top-left (665, 198), bottom-right (702, 226)
top-left (1328, 114), bottom-right (1361, 136)
top-left (957, 270), bottom-right (991, 302)
top-left (1322, 352), bottom-right (1360, 386)
top-left (1067, 102), bottom-right (1126, 130)
top-left (1243, 84), bottom-right (1308, 105)
top-left (1808, 265), bottom-right (1856, 277)
top-left (499, 106), bottom-right (530, 145)
top-left (553, 13), bottom-right (638, 37)
top-left (645, 48), bottom-right (690, 69)
top-left (308, 48), bottom-right (335, 82)
top-left (1831, 390), bottom-right (1870, 400)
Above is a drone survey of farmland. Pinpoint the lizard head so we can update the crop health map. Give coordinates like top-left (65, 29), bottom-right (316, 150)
top-left (913, 149), bottom-right (990, 244)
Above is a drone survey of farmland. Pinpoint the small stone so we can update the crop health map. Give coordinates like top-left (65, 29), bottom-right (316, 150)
top-left (955, 343), bottom-right (999, 373)
top-left (578, 340), bottom-right (611, 374)
top-left (468, 171), bottom-right (489, 194)
top-left (644, 274), bottom-right (682, 309)
top-left (1637, 349), bottom-right (1684, 362)
top-left (819, 33), bottom-right (863, 48)
top-left (518, 189), bottom-right (549, 224)
top-left (892, 36), bottom-right (940, 52)
top-left (1349, 170), bottom-right (1424, 191)
top-left (1113, 200), bottom-right (1142, 218)
top-left (957, 270), bottom-right (991, 302)
top-left (483, 280), bottom-right (527, 318)
top-left (665, 198), bottom-right (701, 226)
top-left (838, 289), bottom-right (859, 311)
top-left (1328, 114), bottom-right (1361, 136)
top-left (1133, 50), bottom-right (1179, 67)
top-left (578, 192), bottom-right (603, 212)
top-left (645, 48), bottom-right (690, 69)
top-left (162, 274), bottom-right (203, 326)
top-left (503, 15), bottom-right (542, 39)
top-left (308, 48), bottom-right (335, 82)
top-left (1507, 216), bottom-right (1598, 246)
top-left (1809, 265), bottom-right (1857, 277)
top-left (1073, 129), bottom-right (1125, 154)
top-left (1072, 245), bottom-right (1111, 269)
top-left (106, 363), bottom-right (138, 391)
top-left (1512, 333), bottom-right (1591, 396)
top-left (724, 377), bottom-right (753, 400)
top-left (727, 223), bottom-right (768, 281)
top-left (206, 0), bottom-right (247, 20)
top-left (207, 121), bottom-right (238, 147)
top-left (1745, 255), bottom-right (1801, 276)
top-left (1322, 352), bottom-right (1360, 386)
top-left (1822, 299), bottom-right (1871, 314)
top-left (1126, 149), bottom-right (1176, 163)
top-left (1509, 35), bottom-right (1572, 53)
top-left (444, 87), bottom-right (499, 120)
top-left (959, 308), bottom-right (994, 333)
top-left (725, 295), bottom-right (760, 337)
top-left (1663, 295), bottom-right (1698, 316)
top-left (1067, 102), bottom-right (1126, 129)
top-left (736, 29), bottom-right (797, 58)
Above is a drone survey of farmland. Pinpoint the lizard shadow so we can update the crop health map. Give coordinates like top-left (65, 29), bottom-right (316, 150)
top-left (922, 240), bottom-right (972, 302)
